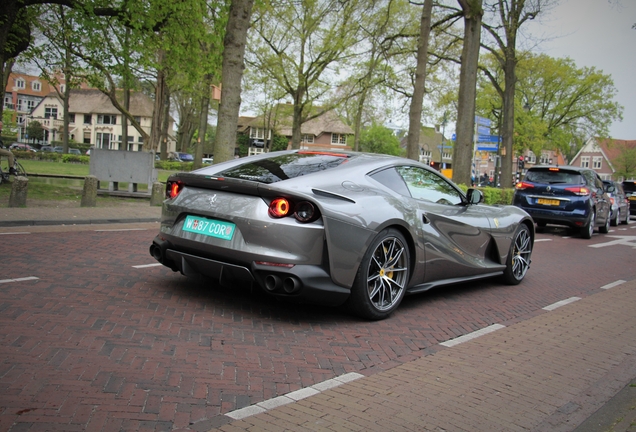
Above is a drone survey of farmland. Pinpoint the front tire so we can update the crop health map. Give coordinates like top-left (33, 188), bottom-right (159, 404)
top-left (502, 224), bottom-right (532, 285)
top-left (610, 210), bottom-right (619, 226)
top-left (599, 211), bottom-right (610, 234)
top-left (347, 228), bottom-right (410, 320)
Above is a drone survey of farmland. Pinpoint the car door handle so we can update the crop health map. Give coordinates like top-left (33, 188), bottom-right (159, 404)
top-left (422, 214), bottom-right (430, 224)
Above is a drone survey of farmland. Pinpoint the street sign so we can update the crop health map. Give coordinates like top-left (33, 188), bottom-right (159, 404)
top-left (477, 126), bottom-right (490, 135)
top-left (475, 116), bottom-right (491, 127)
top-left (451, 133), bottom-right (456, 141)
top-left (477, 134), bottom-right (501, 143)
top-left (477, 143), bottom-right (498, 151)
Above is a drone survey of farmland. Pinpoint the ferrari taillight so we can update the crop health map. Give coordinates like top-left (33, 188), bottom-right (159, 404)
top-left (166, 181), bottom-right (184, 199)
top-left (268, 197), bottom-right (320, 223)
top-left (269, 198), bottom-right (291, 218)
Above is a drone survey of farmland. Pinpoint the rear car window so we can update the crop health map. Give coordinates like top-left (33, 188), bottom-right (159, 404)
top-left (525, 169), bottom-right (584, 185)
top-left (217, 152), bottom-right (352, 184)
top-left (623, 181), bottom-right (636, 194)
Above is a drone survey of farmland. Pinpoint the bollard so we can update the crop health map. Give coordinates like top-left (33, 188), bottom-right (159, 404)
top-left (150, 182), bottom-right (165, 206)
top-left (81, 175), bottom-right (98, 207)
top-left (9, 176), bottom-right (28, 207)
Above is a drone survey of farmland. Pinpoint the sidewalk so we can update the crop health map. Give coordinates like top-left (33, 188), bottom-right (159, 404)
top-left (210, 280), bottom-right (636, 432)
top-left (0, 201), bottom-right (161, 227)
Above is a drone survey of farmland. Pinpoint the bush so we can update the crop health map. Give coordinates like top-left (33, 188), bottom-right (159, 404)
top-left (61, 154), bottom-right (90, 164)
top-left (154, 160), bottom-right (193, 171)
top-left (457, 183), bottom-right (515, 205)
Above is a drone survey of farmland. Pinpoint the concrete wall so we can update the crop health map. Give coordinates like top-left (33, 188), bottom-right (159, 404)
top-left (89, 149), bottom-right (157, 193)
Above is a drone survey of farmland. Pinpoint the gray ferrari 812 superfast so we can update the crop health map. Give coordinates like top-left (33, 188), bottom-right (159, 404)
top-left (150, 150), bottom-right (534, 320)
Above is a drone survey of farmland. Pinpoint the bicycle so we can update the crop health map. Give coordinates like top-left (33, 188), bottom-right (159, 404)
top-left (0, 156), bottom-right (27, 184)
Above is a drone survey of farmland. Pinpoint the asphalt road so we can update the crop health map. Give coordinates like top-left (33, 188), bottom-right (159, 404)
top-left (1, 221), bottom-right (635, 431)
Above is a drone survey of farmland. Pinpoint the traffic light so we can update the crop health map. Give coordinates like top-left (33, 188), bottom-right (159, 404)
top-left (518, 156), bottom-right (524, 170)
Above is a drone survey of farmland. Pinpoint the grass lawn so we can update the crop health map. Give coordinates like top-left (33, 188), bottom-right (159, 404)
top-left (1, 159), bottom-right (174, 203)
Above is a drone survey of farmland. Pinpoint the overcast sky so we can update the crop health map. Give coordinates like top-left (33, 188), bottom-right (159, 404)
top-left (526, 0), bottom-right (636, 140)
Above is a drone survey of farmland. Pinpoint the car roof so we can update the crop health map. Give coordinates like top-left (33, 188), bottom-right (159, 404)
top-left (526, 165), bottom-right (591, 173)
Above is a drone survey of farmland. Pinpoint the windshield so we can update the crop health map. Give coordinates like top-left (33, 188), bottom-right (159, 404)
top-left (217, 152), bottom-right (352, 184)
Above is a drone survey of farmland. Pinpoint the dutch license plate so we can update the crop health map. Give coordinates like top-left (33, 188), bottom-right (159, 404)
top-left (537, 198), bottom-right (560, 206)
top-left (630, 196), bottom-right (636, 201)
top-left (183, 215), bottom-right (235, 240)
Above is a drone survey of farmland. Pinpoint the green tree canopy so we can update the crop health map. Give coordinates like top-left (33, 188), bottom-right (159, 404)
top-left (359, 123), bottom-right (403, 156)
top-left (476, 52), bottom-right (623, 159)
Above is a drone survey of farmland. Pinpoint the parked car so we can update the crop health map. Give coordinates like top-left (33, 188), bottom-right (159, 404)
top-left (68, 148), bottom-right (81, 155)
top-left (603, 180), bottom-right (630, 225)
top-left (150, 150), bottom-right (534, 320)
top-left (53, 146), bottom-right (64, 153)
top-left (513, 165), bottom-right (611, 239)
top-left (177, 152), bottom-right (194, 162)
top-left (40, 145), bottom-right (54, 152)
top-left (623, 180), bottom-right (636, 217)
top-left (9, 143), bottom-right (37, 152)
top-left (202, 157), bottom-right (214, 164)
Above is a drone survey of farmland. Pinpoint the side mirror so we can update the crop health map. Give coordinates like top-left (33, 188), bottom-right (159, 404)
top-left (466, 188), bottom-right (483, 205)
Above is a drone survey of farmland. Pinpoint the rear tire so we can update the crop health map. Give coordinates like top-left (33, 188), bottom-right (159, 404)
top-left (347, 228), bottom-right (410, 320)
top-left (581, 211), bottom-right (595, 239)
top-left (15, 162), bottom-right (27, 177)
top-left (502, 224), bottom-right (532, 285)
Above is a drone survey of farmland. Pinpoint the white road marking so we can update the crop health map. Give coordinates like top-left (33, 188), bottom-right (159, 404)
top-left (601, 280), bottom-right (626, 290)
top-left (225, 372), bottom-right (365, 420)
top-left (589, 236), bottom-right (636, 249)
top-left (0, 276), bottom-right (39, 284)
top-left (439, 324), bottom-right (506, 348)
top-left (133, 263), bottom-right (163, 269)
top-left (534, 239), bottom-right (552, 242)
top-left (543, 297), bottom-right (581, 311)
top-left (0, 232), bottom-right (31, 235)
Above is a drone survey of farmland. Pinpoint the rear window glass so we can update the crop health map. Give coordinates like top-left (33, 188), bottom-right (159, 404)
top-left (623, 181), bottom-right (636, 194)
top-left (217, 152), bottom-right (351, 184)
top-left (525, 169), bottom-right (584, 185)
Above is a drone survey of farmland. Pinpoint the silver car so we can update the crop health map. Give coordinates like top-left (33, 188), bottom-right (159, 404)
top-left (150, 150), bottom-right (534, 320)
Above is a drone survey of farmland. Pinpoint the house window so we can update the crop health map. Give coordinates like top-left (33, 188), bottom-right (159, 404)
top-left (580, 156), bottom-right (590, 168)
top-left (250, 127), bottom-right (266, 139)
top-left (331, 133), bottom-right (347, 144)
top-left (26, 100), bottom-right (35, 112)
top-left (592, 156), bottom-right (602, 169)
top-left (301, 134), bottom-right (314, 143)
top-left (69, 113), bottom-right (75, 123)
top-left (138, 136), bottom-right (143, 143)
top-left (16, 99), bottom-right (24, 111)
top-left (44, 107), bottom-right (58, 119)
top-left (83, 131), bottom-right (91, 144)
top-left (15, 78), bottom-right (25, 89)
top-left (60, 84), bottom-right (65, 93)
top-left (97, 114), bottom-right (117, 124)
top-left (133, 116), bottom-right (141, 124)
top-left (84, 114), bottom-right (92, 124)
top-left (96, 132), bottom-right (112, 149)
top-left (32, 81), bottom-right (41, 91)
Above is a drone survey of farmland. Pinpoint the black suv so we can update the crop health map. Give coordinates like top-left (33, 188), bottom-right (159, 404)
top-left (623, 180), bottom-right (636, 216)
top-left (603, 180), bottom-right (630, 225)
top-left (513, 165), bottom-right (611, 239)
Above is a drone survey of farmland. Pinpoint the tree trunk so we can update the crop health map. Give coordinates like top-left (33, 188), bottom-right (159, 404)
top-left (500, 47), bottom-right (517, 187)
top-left (452, 0), bottom-right (483, 186)
top-left (195, 74), bottom-right (212, 170)
top-left (406, 0), bottom-right (433, 161)
top-left (160, 86), bottom-right (171, 160)
top-left (149, 51), bottom-right (167, 152)
top-left (213, 0), bottom-right (255, 163)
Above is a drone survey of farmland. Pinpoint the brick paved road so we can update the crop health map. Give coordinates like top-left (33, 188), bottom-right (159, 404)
top-left (1, 223), bottom-right (635, 431)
